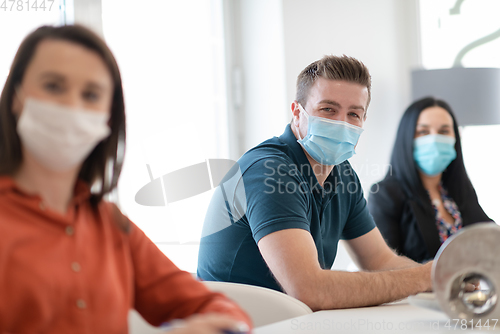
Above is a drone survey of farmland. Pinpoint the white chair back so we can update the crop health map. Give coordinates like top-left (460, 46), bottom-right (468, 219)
top-left (128, 280), bottom-right (313, 332)
top-left (202, 281), bottom-right (312, 328)
top-left (128, 310), bottom-right (165, 334)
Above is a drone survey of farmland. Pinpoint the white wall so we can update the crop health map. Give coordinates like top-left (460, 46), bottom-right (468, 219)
top-left (232, 0), bottom-right (289, 152)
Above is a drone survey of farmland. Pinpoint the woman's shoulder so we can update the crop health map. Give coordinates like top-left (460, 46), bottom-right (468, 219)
top-left (96, 200), bottom-right (133, 235)
top-left (370, 174), bottom-right (405, 197)
top-left (368, 175), bottom-right (412, 211)
top-left (368, 175), bottom-right (411, 221)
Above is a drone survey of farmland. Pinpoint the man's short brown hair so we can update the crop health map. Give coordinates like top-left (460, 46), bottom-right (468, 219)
top-left (296, 55), bottom-right (372, 110)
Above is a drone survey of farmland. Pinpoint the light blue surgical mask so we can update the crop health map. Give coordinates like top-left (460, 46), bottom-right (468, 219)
top-left (413, 134), bottom-right (457, 176)
top-left (297, 104), bottom-right (363, 166)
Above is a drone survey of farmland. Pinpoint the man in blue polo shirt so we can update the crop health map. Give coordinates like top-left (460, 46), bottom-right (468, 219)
top-left (198, 55), bottom-right (432, 311)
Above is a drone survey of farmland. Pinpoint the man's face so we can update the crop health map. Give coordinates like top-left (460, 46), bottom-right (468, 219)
top-left (292, 78), bottom-right (369, 140)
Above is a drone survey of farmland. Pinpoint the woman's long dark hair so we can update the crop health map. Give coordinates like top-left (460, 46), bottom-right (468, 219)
top-left (388, 97), bottom-right (474, 213)
top-left (0, 25), bottom-right (126, 207)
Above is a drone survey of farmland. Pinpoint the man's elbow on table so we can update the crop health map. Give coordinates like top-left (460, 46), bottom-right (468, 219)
top-left (257, 229), bottom-right (332, 311)
top-left (279, 269), bottom-right (331, 312)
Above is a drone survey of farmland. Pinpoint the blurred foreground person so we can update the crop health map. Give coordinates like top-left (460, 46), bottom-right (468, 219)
top-left (0, 25), bottom-right (250, 334)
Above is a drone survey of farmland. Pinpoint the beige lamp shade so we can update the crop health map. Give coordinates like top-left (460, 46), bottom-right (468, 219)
top-left (412, 68), bottom-right (500, 126)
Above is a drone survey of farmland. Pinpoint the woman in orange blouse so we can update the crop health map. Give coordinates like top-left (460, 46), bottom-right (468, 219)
top-left (0, 25), bottom-right (251, 333)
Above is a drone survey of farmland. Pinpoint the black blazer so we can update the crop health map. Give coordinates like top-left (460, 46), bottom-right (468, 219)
top-left (368, 175), bottom-right (492, 263)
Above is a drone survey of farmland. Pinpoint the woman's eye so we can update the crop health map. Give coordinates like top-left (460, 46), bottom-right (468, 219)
top-left (83, 91), bottom-right (100, 102)
top-left (417, 130), bottom-right (429, 135)
top-left (44, 82), bottom-right (62, 92)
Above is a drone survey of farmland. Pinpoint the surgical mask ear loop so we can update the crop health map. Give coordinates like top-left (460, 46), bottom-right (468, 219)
top-left (14, 86), bottom-right (27, 102)
top-left (13, 86), bottom-right (25, 121)
top-left (297, 103), bottom-right (310, 141)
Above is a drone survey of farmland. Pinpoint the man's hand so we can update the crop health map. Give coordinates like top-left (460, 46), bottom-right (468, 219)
top-left (420, 261), bottom-right (433, 292)
top-left (464, 278), bottom-right (481, 292)
top-left (163, 314), bottom-right (250, 334)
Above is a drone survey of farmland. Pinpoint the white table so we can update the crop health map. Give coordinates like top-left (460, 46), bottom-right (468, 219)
top-left (254, 299), bottom-right (495, 333)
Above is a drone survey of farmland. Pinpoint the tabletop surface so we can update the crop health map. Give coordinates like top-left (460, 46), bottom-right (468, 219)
top-left (254, 299), bottom-right (498, 333)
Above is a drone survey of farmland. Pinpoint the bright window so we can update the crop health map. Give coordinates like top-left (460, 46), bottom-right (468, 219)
top-left (419, 0), bottom-right (500, 223)
top-left (419, 0), bottom-right (500, 69)
top-left (101, 0), bottom-right (228, 272)
top-left (461, 125), bottom-right (500, 223)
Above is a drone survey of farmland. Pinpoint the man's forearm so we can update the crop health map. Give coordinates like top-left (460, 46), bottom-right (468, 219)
top-left (374, 253), bottom-right (422, 271)
top-left (304, 262), bottom-right (432, 311)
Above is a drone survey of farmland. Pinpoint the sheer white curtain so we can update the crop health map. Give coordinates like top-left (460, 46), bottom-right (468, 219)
top-left (419, 0), bottom-right (500, 223)
top-left (101, 0), bottom-right (229, 272)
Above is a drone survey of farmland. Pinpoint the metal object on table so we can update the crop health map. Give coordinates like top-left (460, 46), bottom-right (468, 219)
top-left (433, 223), bottom-right (500, 321)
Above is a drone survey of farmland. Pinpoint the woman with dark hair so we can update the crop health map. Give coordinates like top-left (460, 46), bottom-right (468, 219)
top-left (0, 25), bottom-right (250, 333)
top-left (368, 97), bottom-right (492, 263)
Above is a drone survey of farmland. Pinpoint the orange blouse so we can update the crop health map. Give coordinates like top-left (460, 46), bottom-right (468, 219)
top-left (0, 176), bottom-right (251, 333)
